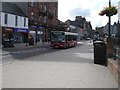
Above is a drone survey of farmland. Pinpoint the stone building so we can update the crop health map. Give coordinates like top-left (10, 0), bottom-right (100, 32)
top-left (28, 1), bottom-right (58, 43)
top-left (65, 16), bottom-right (93, 40)
top-left (96, 21), bottom-right (120, 38)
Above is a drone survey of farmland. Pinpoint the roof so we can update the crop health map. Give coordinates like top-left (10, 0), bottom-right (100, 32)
top-left (2, 2), bottom-right (26, 17)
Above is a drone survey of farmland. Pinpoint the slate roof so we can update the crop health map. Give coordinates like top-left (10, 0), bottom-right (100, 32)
top-left (2, 2), bottom-right (26, 17)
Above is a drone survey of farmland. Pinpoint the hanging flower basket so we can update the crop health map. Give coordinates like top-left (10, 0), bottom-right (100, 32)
top-left (99, 6), bottom-right (117, 16)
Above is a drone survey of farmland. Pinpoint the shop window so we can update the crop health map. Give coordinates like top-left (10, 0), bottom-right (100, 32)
top-left (4, 14), bottom-right (8, 25)
top-left (14, 34), bottom-right (22, 43)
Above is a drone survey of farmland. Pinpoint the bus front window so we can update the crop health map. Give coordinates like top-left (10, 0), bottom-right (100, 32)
top-left (51, 32), bottom-right (65, 42)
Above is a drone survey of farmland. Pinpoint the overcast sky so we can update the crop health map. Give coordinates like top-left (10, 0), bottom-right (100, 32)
top-left (58, 0), bottom-right (118, 29)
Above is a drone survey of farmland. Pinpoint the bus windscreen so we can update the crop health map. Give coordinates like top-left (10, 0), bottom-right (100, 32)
top-left (51, 32), bottom-right (65, 42)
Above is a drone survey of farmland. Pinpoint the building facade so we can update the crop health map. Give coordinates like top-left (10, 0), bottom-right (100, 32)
top-left (28, 1), bottom-right (58, 44)
top-left (1, 2), bottom-right (28, 44)
top-left (65, 16), bottom-right (93, 40)
top-left (97, 21), bottom-right (120, 38)
top-left (12, 1), bottom-right (58, 45)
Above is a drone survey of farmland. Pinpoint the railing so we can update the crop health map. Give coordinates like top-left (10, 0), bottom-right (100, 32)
top-left (113, 45), bottom-right (120, 60)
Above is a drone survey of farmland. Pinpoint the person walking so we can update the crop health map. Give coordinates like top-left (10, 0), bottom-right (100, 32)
top-left (42, 39), bottom-right (44, 45)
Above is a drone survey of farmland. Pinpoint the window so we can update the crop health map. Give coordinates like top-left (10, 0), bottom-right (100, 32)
top-left (31, 1), bottom-right (33, 6)
top-left (24, 18), bottom-right (26, 26)
top-left (44, 6), bottom-right (46, 11)
top-left (31, 15), bottom-right (34, 20)
top-left (44, 16), bottom-right (47, 23)
top-left (54, 10), bottom-right (56, 16)
top-left (33, 2), bottom-right (38, 7)
top-left (15, 16), bottom-right (18, 26)
top-left (41, 4), bottom-right (43, 9)
top-left (31, 12), bottom-right (34, 15)
top-left (31, 2), bottom-right (38, 7)
top-left (4, 14), bottom-right (8, 25)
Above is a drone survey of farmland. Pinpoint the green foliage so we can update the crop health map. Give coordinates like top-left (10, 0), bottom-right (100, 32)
top-left (99, 6), bottom-right (117, 16)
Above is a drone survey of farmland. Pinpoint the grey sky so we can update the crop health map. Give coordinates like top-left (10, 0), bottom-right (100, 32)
top-left (69, 7), bottom-right (91, 18)
top-left (58, 0), bottom-right (118, 29)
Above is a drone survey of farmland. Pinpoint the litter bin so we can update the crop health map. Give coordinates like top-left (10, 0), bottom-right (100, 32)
top-left (93, 41), bottom-right (107, 66)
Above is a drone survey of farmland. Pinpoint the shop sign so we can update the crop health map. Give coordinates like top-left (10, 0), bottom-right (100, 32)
top-left (30, 31), bottom-right (35, 34)
top-left (38, 31), bottom-right (43, 34)
top-left (30, 26), bottom-right (37, 28)
top-left (30, 31), bottom-right (43, 34)
top-left (5, 28), bottom-right (13, 31)
top-left (38, 26), bottom-right (44, 29)
top-left (14, 28), bottom-right (29, 33)
top-left (30, 26), bottom-right (44, 29)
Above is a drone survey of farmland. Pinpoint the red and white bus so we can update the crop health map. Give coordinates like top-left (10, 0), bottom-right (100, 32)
top-left (50, 31), bottom-right (78, 48)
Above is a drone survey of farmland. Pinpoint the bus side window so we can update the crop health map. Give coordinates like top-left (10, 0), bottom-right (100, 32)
top-left (68, 35), bottom-right (71, 41)
top-left (65, 35), bottom-right (67, 41)
top-left (73, 35), bottom-right (77, 40)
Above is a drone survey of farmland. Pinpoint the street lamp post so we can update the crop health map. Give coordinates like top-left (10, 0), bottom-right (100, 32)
top-left (108, 0), bottom-right (111, 37)
top-left (35, 23), bottom-right (38, 45)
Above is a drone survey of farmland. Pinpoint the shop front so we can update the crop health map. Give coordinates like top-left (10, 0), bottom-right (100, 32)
top-left (13, 28), bottom-right (29, 43)
top-left (2, 27), bottom-right (14, 47)
top-left (29, 30), bottom-right (43, 45)
top-left (29, 26), bottom-right (44, 45)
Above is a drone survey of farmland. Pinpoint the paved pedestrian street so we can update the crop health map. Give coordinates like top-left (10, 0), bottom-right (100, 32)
top-left (2, 41), bottom-right (118, 88)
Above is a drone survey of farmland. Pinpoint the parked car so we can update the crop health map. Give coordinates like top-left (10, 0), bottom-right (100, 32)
top-left (2, 38), bottom-right (14, 48)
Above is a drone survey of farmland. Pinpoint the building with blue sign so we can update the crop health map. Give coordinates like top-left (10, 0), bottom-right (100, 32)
top-left (1, 2), bottom-right (28, 44)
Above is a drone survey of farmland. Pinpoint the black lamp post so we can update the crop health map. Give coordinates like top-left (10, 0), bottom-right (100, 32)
top-left (108, 0), bottom-right (111, 37)
top-left (35, 23), bottom-right (38, 45)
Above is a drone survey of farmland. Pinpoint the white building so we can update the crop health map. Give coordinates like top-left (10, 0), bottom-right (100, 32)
top-left (1, 2), bottom-right (28, 43)
top-left (1, 12), bottom-right (28, 29)
top-left (118, 1), bottom-right (120, 22)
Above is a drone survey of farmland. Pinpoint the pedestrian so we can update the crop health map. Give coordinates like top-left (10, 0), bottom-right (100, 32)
top-left (42, 39), bottom-right (44, 45)
top-left (90, 37), bottom-right (92, 43)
